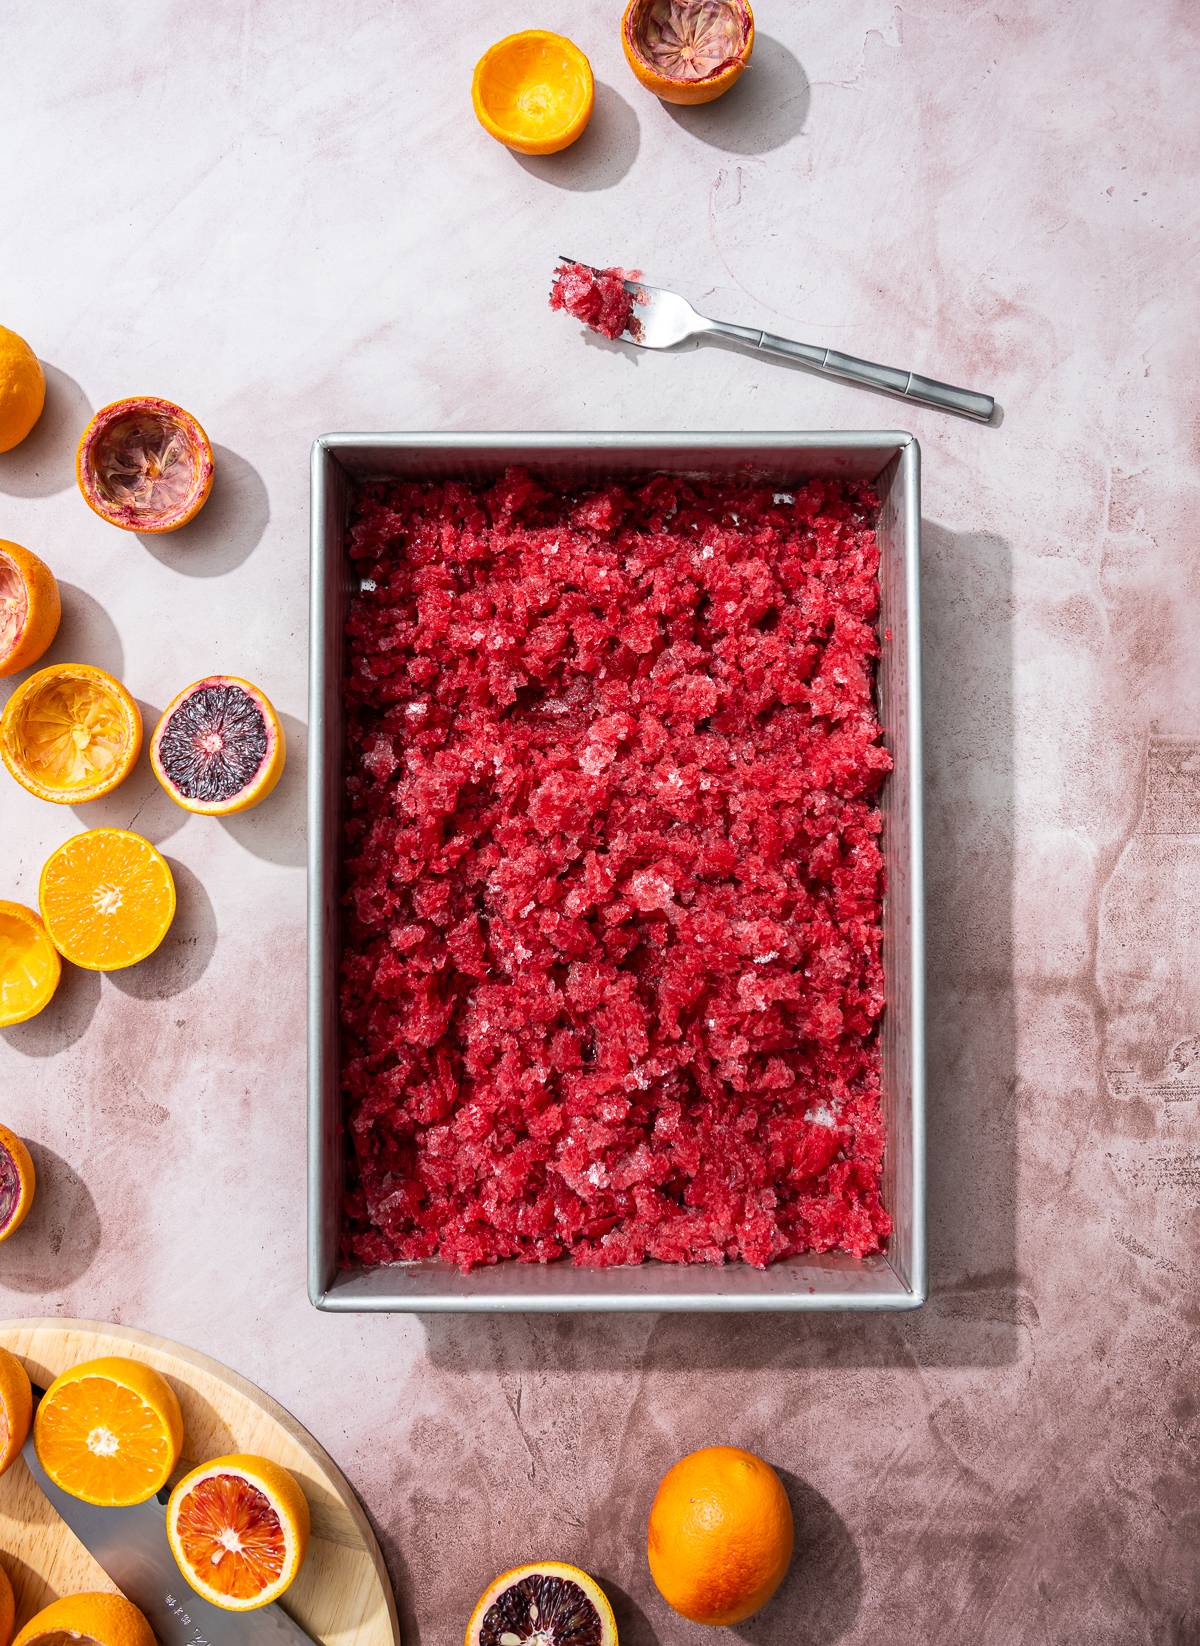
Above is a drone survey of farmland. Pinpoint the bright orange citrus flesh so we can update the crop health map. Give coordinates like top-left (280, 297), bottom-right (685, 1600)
top-left (0, 1345), bottom-right (33, 1477)
top-left (0, 901), bottom-right (61, 1026)
top-left (0, 542), bottom-right (60, 679)
top-left (39, 830), bottom-right (176, 972)
top-left (13, 1592), bottom-right (156, 1646)
top-left (33, 1357), bottom-right (183, 1507)
top-left (473, 32), bottom-right (595, 154)
top-left (622, 0), bottom-right (753, 105)
top-left (465, 1562), bottom-right (618, 1646)
top-left (647, 1445), bottom-right (793, 1625)
top-left (167, 1455), bottom-right (310, 1611)
top-left (151, 675), bottom-right (286, 815)
top-left (0, 1125), bottom-right (35, 1246)
top-left (76, 397), bottom-right (214, 533)
top-left (0, 663), bottom-right (141, 804)
top-left (0, 326), bottom-right (45, 455)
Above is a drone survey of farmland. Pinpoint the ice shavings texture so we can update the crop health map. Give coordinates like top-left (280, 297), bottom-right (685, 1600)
top-left (340, 469), bottom-right (893, 1272)
top-left (550, 262), bottom-right (643, 342)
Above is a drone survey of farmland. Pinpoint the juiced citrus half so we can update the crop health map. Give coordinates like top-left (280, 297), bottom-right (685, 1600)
top-left (0, 1124), bottom-right (35, 1244)
top-left (473, 32), bottom-right (595, 154)
top-left (466, 1563), bottom-right (618, 1646)
top-left (621, 0), bottom-right (754, 104)
top-left (151, 676), bottom-right (285, 814)
top-left (0, 1344), bottom-right (33, 1476)
top-left (77, 397), bottom-right (214, 533)
top-left (0, 663), bottom-right (141, 804)
top-left (0, 901), bottom-right (61, 1025)
top-left (0, 326), bottom-right (45, 454)
top-left (33, 1356), bottom-right (184, 1507)
top-left (0, 1557), bottom-right (12, 1646)
top-left (13, 1594), bottom-right (156, 1646)
top-left (167, 1455), bottom-right (311, 1611)
top-left (39, 829), bottom-right (176, 971)
top-left (0, 542), bottom-right (60, 679)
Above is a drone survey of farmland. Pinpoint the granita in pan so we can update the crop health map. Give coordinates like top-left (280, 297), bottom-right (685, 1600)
top-left (340, 468), bottom-right (892, 1272)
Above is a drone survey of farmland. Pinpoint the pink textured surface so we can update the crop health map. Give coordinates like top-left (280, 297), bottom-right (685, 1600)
top-left (0, 1), bottom-right (1197, 1641)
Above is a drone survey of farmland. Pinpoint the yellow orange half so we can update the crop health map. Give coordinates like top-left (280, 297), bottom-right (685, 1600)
top-left (39, 829), bottom-right (176, 971)
top-left (33, 1356), bottom-right (184, 1507)
top-left (0, 663), bottom-right (141, 804)
top-left (14, 1593), bottom-right (155, 1646)
top-left (473, 31), bottom-right (594, 154)
top-left (0, 901), bottom-right (61, 1025)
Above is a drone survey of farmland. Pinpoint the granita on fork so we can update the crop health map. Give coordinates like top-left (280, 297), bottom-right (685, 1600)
top-left (339, 467), bottom-right (892, 1272)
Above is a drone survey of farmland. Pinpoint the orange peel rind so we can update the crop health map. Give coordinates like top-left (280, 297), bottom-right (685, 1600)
top-left (13, 1593), bottom-right (156, 1646)
top-left (0, 901), bottom-right (61, 1026)
top-left (0, 662), bottom-right (142, 804)
top-left (472, 31), bottom-right (595, 154)
top-left (621, 0), bottom-right (754, 105)
top-left (0, 540), bottom-right (61, 679)
top-left (77, 396), bottom-right (214, 533)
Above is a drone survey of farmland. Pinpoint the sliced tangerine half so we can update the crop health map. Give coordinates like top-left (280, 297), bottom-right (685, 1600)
top-left (33, 1356), bottom-right (184, 1507)
top-left (0, 541), bottom-right (60, 679)
top-left (167, 1454), bottom-right (311, 1611)
top-left (39, 829), bottom-right (176, 971)
top-left (0, 1344), bottom-right (33, 1477)
top-left (0, 663), bottom-right (141, 804)
top-left (77, 397), bottom-right (214, 533)
top-left (13, 1593), bottom-right (157, 1646)
top-left (0, 1123), bottom-right (35, 1243)
top-left (0, 901), bottom-right (61, 1026)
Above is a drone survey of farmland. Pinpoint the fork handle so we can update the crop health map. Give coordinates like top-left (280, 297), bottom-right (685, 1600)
top-left (714, 321), bottom-right (994, 421)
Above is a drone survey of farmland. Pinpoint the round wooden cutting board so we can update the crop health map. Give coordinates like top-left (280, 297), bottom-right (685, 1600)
top-left (0, 1320), bottom-right (400, 1646)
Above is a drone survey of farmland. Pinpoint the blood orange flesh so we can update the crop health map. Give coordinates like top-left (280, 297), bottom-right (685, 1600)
top-left (174, 1474), bottom-right (286, 1601)
top-left (151, 677), bottom-right (284, 814)
top-left (467, 1564), bottom-right (617, 1646)
top-left (0, 554), bottom-right (27, 661)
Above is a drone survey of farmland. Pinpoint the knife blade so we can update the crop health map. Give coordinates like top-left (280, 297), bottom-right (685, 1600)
top-left (22, 1388), bottom-right (320, 1646)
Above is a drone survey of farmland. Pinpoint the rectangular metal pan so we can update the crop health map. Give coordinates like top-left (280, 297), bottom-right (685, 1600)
top-left (309, 433), bottom-right (925, 1311)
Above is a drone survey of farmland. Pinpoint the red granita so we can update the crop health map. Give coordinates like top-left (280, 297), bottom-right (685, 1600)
top-left (550, 261), bottom-right (644, 342)
top-left (339, 468), bottom-right (893, 1273)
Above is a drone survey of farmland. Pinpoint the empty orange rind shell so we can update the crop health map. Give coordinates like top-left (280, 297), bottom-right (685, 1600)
top-left (473, 31), bottom-right (595, 154)
top-left (0, 541), bottom-right (60, 679)
top-left (77, 397), bottom-right (214, 533)
top-left (621, 0), bottom-right (754, 104)
top-left (0, 662), bottom-right (142, 804)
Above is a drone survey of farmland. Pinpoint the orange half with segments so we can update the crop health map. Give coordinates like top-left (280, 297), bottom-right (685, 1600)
top-left (33, 1356), bottom-right (183, 1506)
top-left (39, 829), bottom-right (175, 971)
top-left (167, 1454), bottom-right (310, 1611)
top-left (13, 1593), bottom-right (156, 1646)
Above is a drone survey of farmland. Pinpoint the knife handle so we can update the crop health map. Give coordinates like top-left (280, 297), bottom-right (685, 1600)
top-left (757, 331), bottom-right (995, 422)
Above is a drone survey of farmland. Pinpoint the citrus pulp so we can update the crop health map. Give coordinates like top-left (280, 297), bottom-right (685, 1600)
top-left (151, 676), bottom-right (285, 814)
top-left (33, 1355), bottom-right (183, 1506)
top-left (167, 1454), bottom-right (310, 1611)
top-left (0, 901), bottom-right (61, 1026)
top-left (0, 663), bottom-right (141, 803)
top-left (465, 1562), bottom-right (617, 1646)
top-left (39, 829), bottom-right (176, 971)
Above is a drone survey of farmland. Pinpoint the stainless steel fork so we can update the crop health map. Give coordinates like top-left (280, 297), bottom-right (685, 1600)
top-left (560, 258), bottom-right (995, 422)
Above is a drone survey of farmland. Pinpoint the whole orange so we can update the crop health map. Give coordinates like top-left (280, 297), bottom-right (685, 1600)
top-left (647, 1445), bottom-right (793, 1626)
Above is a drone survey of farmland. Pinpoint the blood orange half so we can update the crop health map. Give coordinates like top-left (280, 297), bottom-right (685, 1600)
top-left (151, 676), bottom-right (285, 815)
top-left (621, 0), bottom-right (754, 105)
top-left (0, 541), bottom-right (60, 679)
top-left (466, 1563), bottom-right (618, 1646)
top-left (76, 397), bottom-right (214, 533)
top-left (167, 1455), bottom-right (310, 1611)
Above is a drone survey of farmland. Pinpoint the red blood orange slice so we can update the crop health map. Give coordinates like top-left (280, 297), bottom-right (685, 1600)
top-left (166, 1455), bottom-right (310, 1611)
top-left (466, 1563), bottom-right (618, 1646)
top-left (151, 676), bottom-right (285, 814)
top-left (76, 398), bottom-right (214, 534)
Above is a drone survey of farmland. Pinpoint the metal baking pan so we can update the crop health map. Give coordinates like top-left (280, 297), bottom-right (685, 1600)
top-left (309, 433), bottom-right (925, 1311)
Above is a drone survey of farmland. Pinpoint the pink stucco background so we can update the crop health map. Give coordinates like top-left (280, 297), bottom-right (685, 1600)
top-left (2, 1), bottom-right (1198, 1639)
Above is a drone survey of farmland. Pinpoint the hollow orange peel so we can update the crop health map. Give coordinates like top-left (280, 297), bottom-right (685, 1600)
top-left (621, 0), bottom-right (754, 105)
top-left (39, 829), bottom-right (176, 972)
top-left (472, 31), bottom-right (595, 154)
top-left (77, 396), bottom-right (214, 533)
top-left (33, 1356), bottom-right (184, 1507)
top-left (167, 1454), bottom-right (311, 1611)
top-left (0, 663), bottom-right (142, 804)
top-left (0, 541), bottom-right (61, 679)
top-left (0, 1125), bottom-right (35, 1247)
top-left (0, 901), bottom-right (61, 1026)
